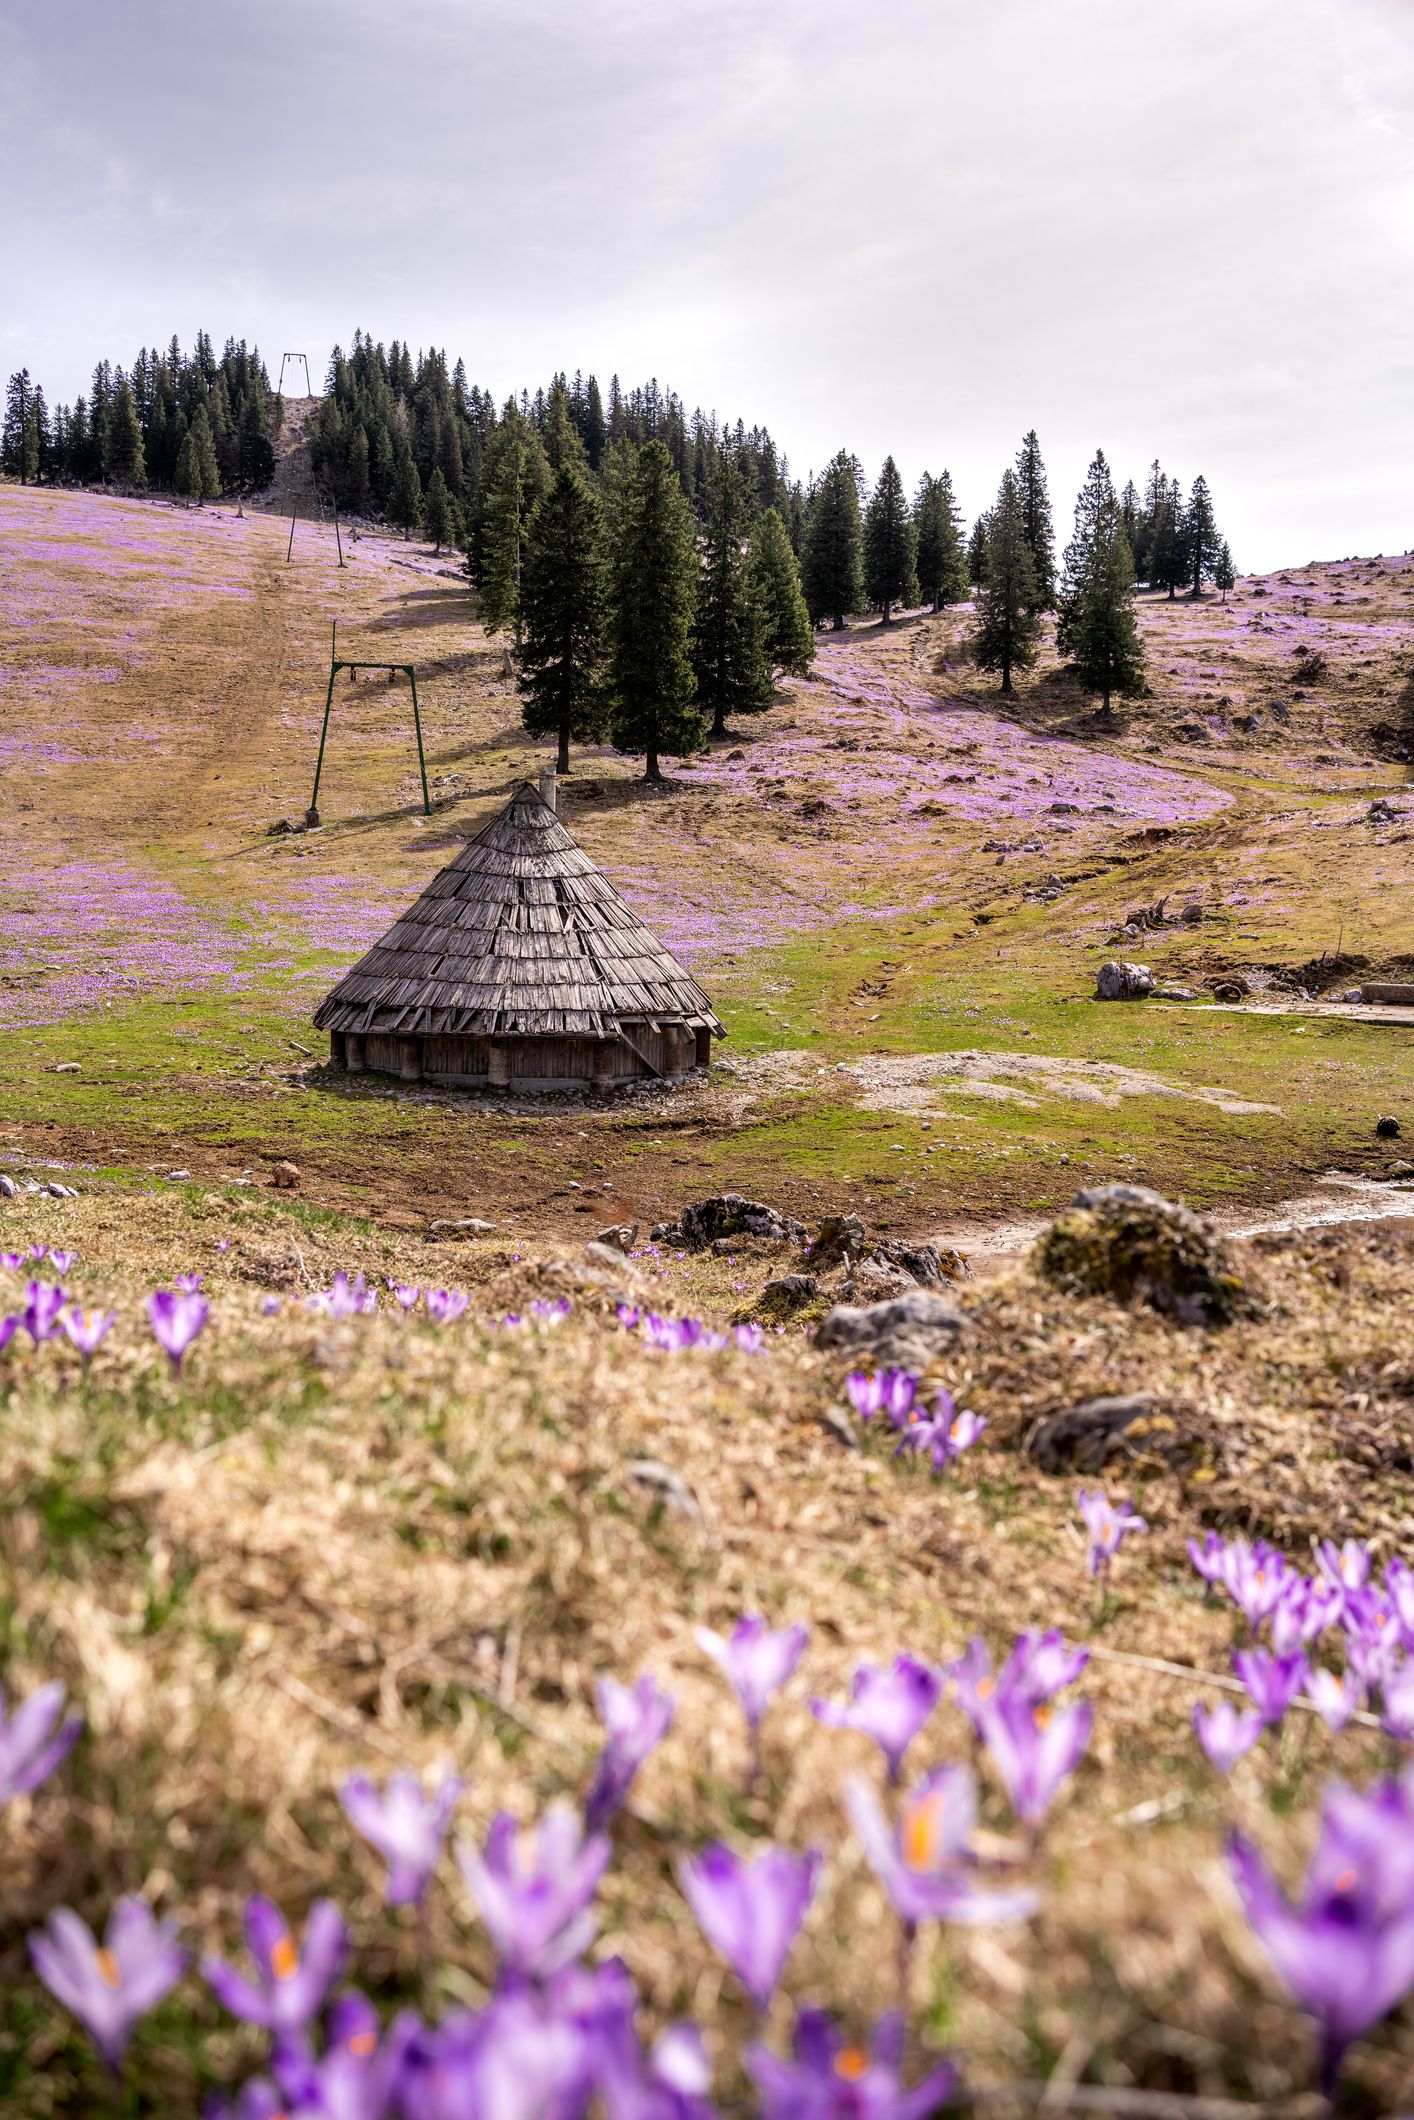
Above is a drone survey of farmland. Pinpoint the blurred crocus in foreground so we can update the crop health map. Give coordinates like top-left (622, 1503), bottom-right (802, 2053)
top-left (695, 1614), bottom-right (809, 1730)
top-left (425, 1287), bottom-right (469, 1324)
top-left (61, 1307), bottom-right (115, 1370)
top-left (203, 1896), bottom-right (348, 2035)
top-left (146, 1289), bottom-right (209, 1376)
top-left (847, 1767), bottom-right (1039, 1926)
top-left (1192, 1699), bottom-right (1264, 1772)
top-left (1077, 1488), bottom-right (1147, 1580)
top-left (30, 1898), bottom-right (185, 2072)
top-left (340, 1766), bottom-right (463, 1906)
top-left (22, 1279), bottom-right (68, 1345)
top-left (1234, 1648), bottom-right (1308, 1728)
top-left (679, 1843), bottom-right (820, 2009)
top-left (1229, 1777), bottom-right (1414, 2097)
top-left (812, 1655), bottom-right (941, 1783)
top-left (458, 1804), bottom-right (610, 1977)
top-left (750, 2007), bottom-right (958, 2120)
top-left (584, 1673), bottom-right (675, 1833)
top-left (975, 1690), bottom-right (1092, 1825)
top-left (0, 1679), bottom-right (83, 1804)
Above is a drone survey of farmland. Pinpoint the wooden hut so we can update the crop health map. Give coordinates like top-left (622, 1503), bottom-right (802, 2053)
top-left (313, 773), bottom-right (723, 1091)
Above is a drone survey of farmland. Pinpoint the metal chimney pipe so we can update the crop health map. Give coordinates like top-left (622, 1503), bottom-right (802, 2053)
top-left (538, 764), bottom-right (557, 814)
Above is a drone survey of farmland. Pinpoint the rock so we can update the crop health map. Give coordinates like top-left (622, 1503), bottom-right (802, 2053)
top-left (845, 1259), bottom-right (919, 1300)
top-left (266, 818), bottom-right (293, 836)
top-left (807, 1214), bottom-right (967, 1289)
top-left (1048, 800), bottom-right (1079, 814)
top-left (1368, 799), bottom-right (1403, 824)
top-left (815, 1288), bottom-right (969, 1369)
top-left (627, 1459), bottom-right (702, 1519)
top-left (807, 1214), bottom-right (869, 1268)
top-left (583, 1240), bottom-right (637, 1270)
top-left (0, 1175), bottom-right (16, 1198)
top-left (595, 1223), bottom-right (638, 1253)
top-left (726, 748), bottom-right (746, 761)
top-left (1152, 986), bottom-right (1197, 1002)
top-left (1211, 975), bottom-right (1250, 1001)
top-left (1337, 987), bottom-right (1365, 1004)
top-left (1180, 903), bottom-right (1204, 924)
top-left (1376, 1115), bottom-right (1402, 1140)
top-left (759, 1272), bottom-right (819, 1312)
top-left (1028, 1393), bottom-right (1169, 1474)
top-left (271, 1159), bottom-right (301, 1190)
top-left (166, 1168), bottom-right (192, 1182)
top-left (1095, 961), bottom-right (1154, 1001)
top-left (50, 1062), bottom-right (80, 1074)
top-left (1362, 982), bottom-right (1414, 1006)
top-left (427, 1217), bottom-right (498, 1239)
top-left (1035, 1183), bottom-right (1257, 1327)
top-left (676, 1193), bottom-right (807, 1251)
top-left (816, 1403), bottom-right (859, 1449)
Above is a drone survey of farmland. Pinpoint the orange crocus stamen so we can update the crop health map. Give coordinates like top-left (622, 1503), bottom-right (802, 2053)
top-left (976, 1676), bottom-right (995, 1701)
top-left (270, 1935), bottom-right (298, 1981)
top-left (348, 2029), bottom-right (377, 2058)
top-left (835, 2047), bottom-right (870, 2081)
top-left (96, 1947), bottom-right (121, 1989)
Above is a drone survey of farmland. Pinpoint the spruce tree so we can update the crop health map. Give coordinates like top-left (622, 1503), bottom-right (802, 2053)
top-left (748, 507), bottom-right (814, 677)
top-left (518, 464), bottom-right (607, 773)
top-left (863, 455), bottom-right (918, 622)
top-left (973, 471), bottom-right (1039, 695)
top-left (1214, 539), bottom-right (1236, 602)
top-left (174, 429), bottom-right (199, 500)
top-left (190, 406), bottom-right (220, 500)
top-left (802, 450), bottom-right (864, 629)
top-left (238, 383), bottom-right (274, 489)
top-left (347, 428), bottom-right (370, 513)
top-left (1056, 450), bottom-right (1145, 719)
top-left (2, 371), bottom-right (32, 481)
top-left (1014, 429), bottom-right (1056, 611)
top-left (388, 445), bottom-right (423, 540)
top-left (606, 439), bottom-right (702, 782)
top-left (542, 384), bottom-right (587, 474)
top-left (1186, 474), bottom-right (1218, 595)
top-left (105, 376), bottom-right (145, 488)
top-left (476, 406), bottom-right (550, 633)
top-left (967, 515), bottom-right (989, 587)
top-left (914, 471), bottom-right (967, 611)
top-left (424, 467), bottom-right (454, 554)
top-left (692, 456), bottom-right (772, 737)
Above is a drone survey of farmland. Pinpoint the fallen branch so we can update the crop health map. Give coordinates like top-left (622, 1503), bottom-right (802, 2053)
top-left (1084, 1642), bottom-right (1382, 1730)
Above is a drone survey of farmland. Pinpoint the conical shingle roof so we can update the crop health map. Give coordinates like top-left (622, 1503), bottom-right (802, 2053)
top-left (313, 782), bottom-right (723, 1041)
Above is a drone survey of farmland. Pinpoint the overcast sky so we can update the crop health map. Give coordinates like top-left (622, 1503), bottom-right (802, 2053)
top-left (3, 0), bottom-right (1411, 570)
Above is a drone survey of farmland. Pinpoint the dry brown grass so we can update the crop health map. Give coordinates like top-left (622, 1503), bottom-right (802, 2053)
top-left (2, 1177), bottom-right (1413, 2112)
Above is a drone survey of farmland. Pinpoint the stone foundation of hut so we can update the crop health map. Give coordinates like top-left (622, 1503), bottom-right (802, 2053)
top-left (328, 1023), bottom-right (712, 1090)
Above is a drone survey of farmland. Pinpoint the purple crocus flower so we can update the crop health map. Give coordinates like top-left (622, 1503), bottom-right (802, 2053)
top-left (61, 1307), bottom-right (115, 1369)
top-left (812, 1655), bottom-right (942, 1782)
top-left (616, 1303), bottom-right (641, 1329)
top-left (424, 1288), bottom-right (469, 1324)
top-left (1188, 1531), bottom-right (1228, 1585)
top-left (0, 1315), bottom-right (19, 1356)
top-left (1271, 1579), bottom-right (1341, 1657)
top-left (22, 1279), bottom-right (69, 1345)
top-left (1002, 1630), bottom-right (1090, 1703)
top-left (146, 1289), bottom-right (209, 1375)
top-left (847, 1768), bottom-right (1039, 1926)
top-left (1229, 1777), bottom-right (1414, 2096)
top-left (1234, 1648), bottom-right (1308, 1727)
top-left (1192, 1699), bottom-right (1265, 1771)
top-left (974, 1691), bottom-right (1092, 1824)
top-left (310, 1272), bottom-right (377, 1318)
top-left (30, 1898), bottom-right (186, 2072)
top-left (392, 1285), bottom-right (422, 1311)
top-left (846, 1372), bottom-right (886, 1422)
top-left (397, 1987), bottom-right (594, 2120)
top-left (584, 1673), bottom-right (675, 1832)
top-left (1317, 1537), bottom-right (1371, 1605)
top-left (1380, 1657), bottom-right (1414, 1741)
top-left (203, 1897), bottom-right (348, 2035)
top-left (261, 1990), bottom-right (410, 2119)
top-left (458, 1803), bottom-right (610, 1977)
top-left (733, 1323), bottom-right (766, 1353)
top-left (1222, 1541), bottom-right (1293, 1629)
top-left (1307, 1667), bottom-right (1362, 1733)
top-left (1384, 1557), bottom-right (1414, 1643)
top-left (1077, 1488), bottom-right (1147, 1578)
top-left (0, 1679), bottom-right (83, 1803)
top-left (259, 1295), bottom-right (282, 1316)
top-left (175, 1272), bottom-right (205, 1293)
top-left (47, 1249), bottom-right (77, 1274)
top-left (678, 1842), bottom-right (820, 2008)
top-left (749, 2008), bottom-right (959, 2120)
top-left (879, 1369), bottom-right (918, 1428)
top-left (694, 1614), bottom-right (809, 1727)
top-left (340, 1767), bottom-right (463, 1905)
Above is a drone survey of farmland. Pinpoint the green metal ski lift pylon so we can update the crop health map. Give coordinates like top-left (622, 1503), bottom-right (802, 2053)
top-left (278, 352), bottom-right (313, 398)
top-left (306, 620), bottom-right (430, 826)
top-left (286, 492), bottom-right (345, 567)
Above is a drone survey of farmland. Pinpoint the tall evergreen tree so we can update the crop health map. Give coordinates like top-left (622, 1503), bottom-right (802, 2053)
top-left (388, 445), bottom-right (423, 539)
top-left (517, 464), bottom-right (607, 773)
top-left (424, 467), bottom-right (454, 553)
top-left (1056, 450), bottom-right (1145, 719)
top-left (606, 440), bottom-right (702, 782)
top-left (913, 470), bottom-right (968, 611)
top-left (542, 384), bottom-right (587, 474)
top-left (476, 405), bottom-right (549, 632)
top-left (238, 382), bottom-right (274, 489)
top-left (105, 375), bottom-right (145, 487)
top-left (1186, 474), bottom-right (1219, 595)
top-left (802, 450), bottom-right (864, 629)
top-left (1150, 474), bottom-right (1188, 599)
top-left (967, 515), bottom-right (989, 587)
top-left (190, 406), bottom-right (220, 499)
top-left (748, 507), bottom-right (814, 677)
top-left (2, 371), bottom-right (34, 481)
top-left (863, 455), bottom-right (918, 622)
top-left (174, 428), bottom-right (199, 499)
top-left (973, 471), bottom-right (1040, 695)
top-left (1214, 539), bottom-right (1236, 602)
top-left (1014, 429), bottom-right (1056, 611)
top-left (692, 456), bottom-right (772, 737)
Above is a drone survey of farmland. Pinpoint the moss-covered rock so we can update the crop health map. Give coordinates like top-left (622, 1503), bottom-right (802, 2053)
top-left (1034, 1183), bottom-right (1258, 1327)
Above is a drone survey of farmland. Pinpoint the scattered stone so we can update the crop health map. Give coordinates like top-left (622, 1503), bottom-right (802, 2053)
top-left (1035, 1183), bottom-right (1258, 1327)
top-left (427, 1217), bottom-right (498, 1239)
top-left (266, 819), bottom-right (294, 837)
top-left (844, 1258), bottom-right (919, 1300)
top-left (271, 1159), bottom-right (301, 1190)
top-left (166, 1169), bottom-right (192, 1182)
top-left (1152, 986), bottom-right (1197, 1002)
top-left (816, 1403), bottom-right (859, 1450)
top-left (1376, 1115), bottom-right (1402, 1140)
top-left (1337, 987), bottom-right (1365, 1004)
top-left (675, 1194), bottom-right (807, 1251)
top-left (756, 1273), bottom-right (821, 1319)
top-left (583, 1240), bottom-right (637, 1271)
top-left (1211, 975), bottom-right (1250, 1002)
top-left (49, 1062), bottom-right (81, 1074)
top-left (1368, 799), bottom-right (1403, 824)
top-left (627, 1459), bottom-right (702, 1519)
top-left (726, 748), bottom-right (746, 761)
top-left (815, 1288), bottom-right (969, 1369)
top-left (1026, 1393), bottom-right (1175, 1475)
top-left (595, 1223), bottom-right (638, 1253)
top-left (1095, 961), bottom-right (1154, 1001)
top-left (1048, 800), bottom-right (1079, 814)
top-left (0, 1175), bottom-right (16, 1198)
